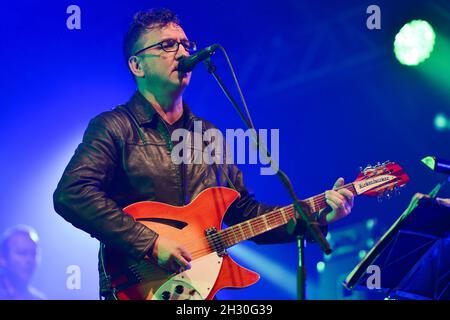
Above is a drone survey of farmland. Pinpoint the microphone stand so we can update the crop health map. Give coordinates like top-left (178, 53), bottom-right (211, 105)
top-left (204, 58), bottom-right (332, 300)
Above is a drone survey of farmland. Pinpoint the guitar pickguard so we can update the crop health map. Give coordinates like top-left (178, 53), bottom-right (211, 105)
top-left (152, 253), bottom-right (223, 300)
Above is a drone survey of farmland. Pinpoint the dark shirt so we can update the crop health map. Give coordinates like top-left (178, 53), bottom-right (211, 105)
top-left (165, 113), bottom-right (186, 135)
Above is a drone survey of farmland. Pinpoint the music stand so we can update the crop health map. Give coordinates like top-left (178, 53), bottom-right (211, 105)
top-left (343, 194), bottom-right (450, 300)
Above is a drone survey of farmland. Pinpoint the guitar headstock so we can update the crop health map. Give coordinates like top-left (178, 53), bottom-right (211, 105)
top-left (353, 161), bottom-right (409, 200)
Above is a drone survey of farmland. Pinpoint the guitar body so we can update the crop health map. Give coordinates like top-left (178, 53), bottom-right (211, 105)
top-left (104, 187), bottom-right (260, 300)
top-left (102, 161), bottom-right (409, 300)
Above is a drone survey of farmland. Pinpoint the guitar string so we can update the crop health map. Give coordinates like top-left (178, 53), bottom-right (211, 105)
top-left (213, 177), bottom-right (403, 245)
top-left (129, 202), bottom-right (336, 281)
top-left (137, 183), bottom-right (358, 264)
top-left (157, 203), bottom-right (307, 259)
top-left (178, 183), bottom-right (356, 248)
top-left (131, 170), bottom-right (397, 259)
top-left (117, 178), bottom-right (400, 283)
top-left (152, 183), bottom-right (357, 254)
top-left (119, 208), bottom-right (301, 281)
top-left (131, 182), bottom-right (357, 257)
top-left (122, 193), bottom-right (353, 281)
top-left (124, 195), bottom-right (398, 283)
top-left (209, 176), bottom-right (403, 250)
top-left (187, 183), bottom-right (357, 250)
top-left (176, 180), bottom-right (391, 258)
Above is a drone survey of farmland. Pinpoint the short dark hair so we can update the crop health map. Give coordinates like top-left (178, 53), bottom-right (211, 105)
top-left (123, 8), bottom-right (181, 62)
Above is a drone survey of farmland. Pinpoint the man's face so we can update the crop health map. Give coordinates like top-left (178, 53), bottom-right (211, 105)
top-left (1, 233), bottom-right (38, 283)
top-left (133, 23), bottom-right (192, 93)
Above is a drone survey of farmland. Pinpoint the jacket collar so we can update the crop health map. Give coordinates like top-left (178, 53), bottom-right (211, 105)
top-left (125, 91), bottom-right (196, 127)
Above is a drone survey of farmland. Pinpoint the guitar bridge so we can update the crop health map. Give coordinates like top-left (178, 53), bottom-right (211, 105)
top-left (205, 227), bottom-right (227, 257)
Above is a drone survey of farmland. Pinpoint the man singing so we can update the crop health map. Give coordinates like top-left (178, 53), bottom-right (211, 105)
top-left (53, 8), bottom-right (354, 299)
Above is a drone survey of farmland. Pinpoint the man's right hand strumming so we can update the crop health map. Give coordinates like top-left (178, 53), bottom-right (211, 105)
top-left (150, 237), bottom-right (192, 273)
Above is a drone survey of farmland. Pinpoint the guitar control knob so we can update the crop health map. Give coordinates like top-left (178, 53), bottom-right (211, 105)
top-left (175, 285), bottom-right (184, 294)
top-left (161, 291), bottom-right (171, 300)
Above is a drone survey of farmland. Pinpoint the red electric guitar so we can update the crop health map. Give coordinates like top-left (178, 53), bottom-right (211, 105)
top-left (103, 161), bottom-right (409, 300)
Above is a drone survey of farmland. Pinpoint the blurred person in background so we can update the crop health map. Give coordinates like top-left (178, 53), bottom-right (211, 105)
top-left (0, 225), bottom-right (45, 300)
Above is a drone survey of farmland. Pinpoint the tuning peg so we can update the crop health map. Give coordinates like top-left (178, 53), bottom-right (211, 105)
top-left (362, 164), bottom-right (374, 176)
top-left (361, 165), bottom-right (369, 176)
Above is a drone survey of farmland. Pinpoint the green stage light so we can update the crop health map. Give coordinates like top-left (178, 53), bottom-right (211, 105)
top-left (421, 156), bottom-right (436, 170)
top-left (434, 113), bottom-right (448, 131)
top-left (316, 261), bottom-right (326, 273)
top-left (394, 20), bottom-right (436, 66)
top-left (358, 250), bottom-right (367, 260)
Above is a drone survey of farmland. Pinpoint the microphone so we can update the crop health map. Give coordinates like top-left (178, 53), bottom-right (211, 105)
top-left (177, 44), bottom-right (220, 73)
top-left (422, 156), bottom-right (450, 175)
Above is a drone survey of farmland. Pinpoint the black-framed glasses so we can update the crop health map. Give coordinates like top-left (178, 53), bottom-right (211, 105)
top-left (133, 39), bottom-right (197, 56)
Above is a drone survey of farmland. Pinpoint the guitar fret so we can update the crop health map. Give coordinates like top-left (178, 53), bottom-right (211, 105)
top-left (214, 163), bottom-right (407, 253)
top-left (309, 198), bottom-right (320, 212)
top-left (266, 212), bottom-right (274, 227)
top-left (247, 221), bottom-right (255, 237)
top-left (241, 223), bottom-right (250, 239)
top-left (109, 162), bottom-right (408, 297)
top-left (223, 184), bottom-right (355, 247)
top-left (310, 195), bottom-right (326, 213)
top-left (287, 206), bottom-right (294, 219)
top-left (280, 208), bottom-right (288, 224)
top-left (253, 218), bottom-right (261, 234)
top-left (268, 212), bottom-right (277, 228)
top-left (262, 215), bottom-right (270, 231)
top-left (238, 224), bottom-right (245, 240)
top-left (348, 184), bottom-right (357, 195)
top-left (221, 200), bottom-right (326, 248)
top-left (230, 227), bottom-right (239, 245)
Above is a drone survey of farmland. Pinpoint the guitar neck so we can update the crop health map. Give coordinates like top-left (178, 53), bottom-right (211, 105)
top-left (218, 183), bottom-right (357, 248)
top-left (302, 182), bottom-right (357, 213)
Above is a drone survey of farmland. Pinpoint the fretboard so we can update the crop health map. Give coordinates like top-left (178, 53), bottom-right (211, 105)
top-left (217, 183), bottom-right (357, 248)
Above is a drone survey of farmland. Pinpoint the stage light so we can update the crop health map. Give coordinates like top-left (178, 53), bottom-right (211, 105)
top-left (316, 261), bottom-right (326, 273)
top-left (434, 113), bottom-right (448, 131)
top-left (366, 219), bottom-right (375, 230)
top-left (358, 250), bottom-right (367, 260)
top-left (394, 20), bottom-right (436, 66)
top-left (366, 238), bottom-right (375, 248)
